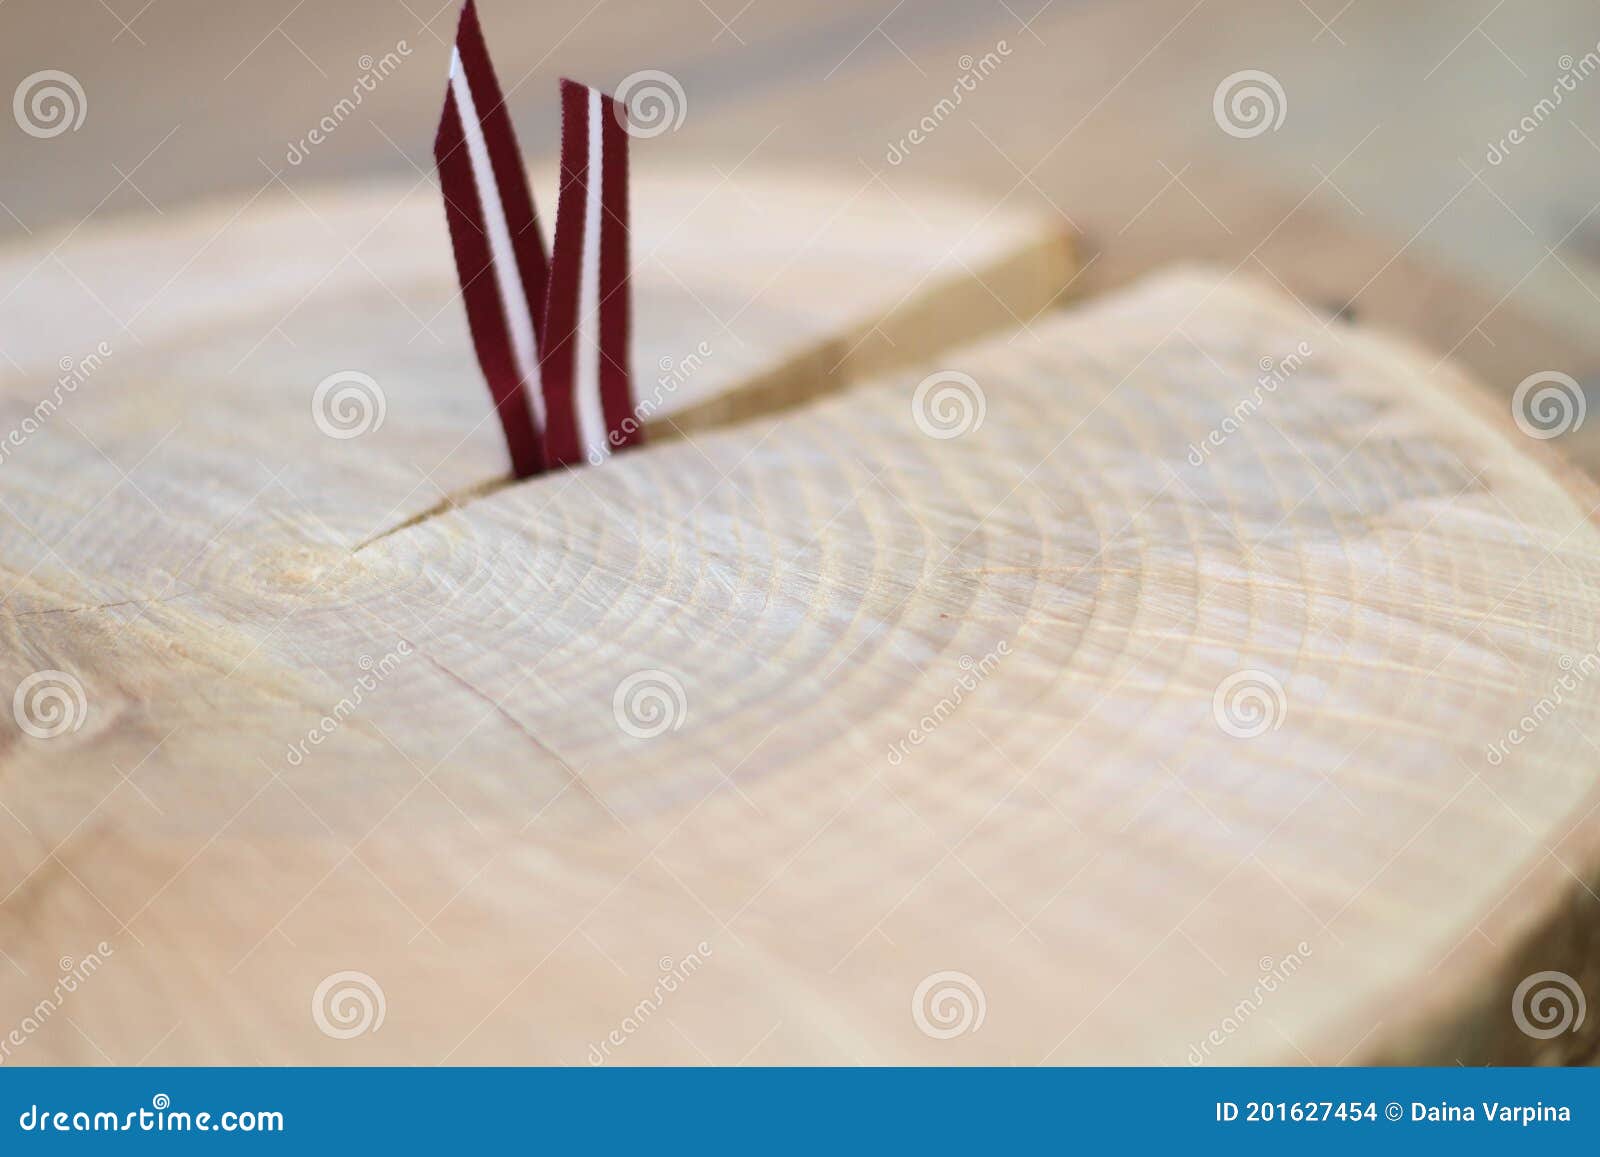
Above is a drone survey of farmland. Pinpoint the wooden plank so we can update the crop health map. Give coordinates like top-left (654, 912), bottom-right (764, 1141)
top-left (3, 263), bottom-right (1598, 1064)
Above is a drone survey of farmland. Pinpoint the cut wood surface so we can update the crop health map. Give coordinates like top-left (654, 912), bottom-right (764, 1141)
top-left (0, 165), bottom-right (1074, 556)
top-left (2, 194), bottom-right (1599, 1062)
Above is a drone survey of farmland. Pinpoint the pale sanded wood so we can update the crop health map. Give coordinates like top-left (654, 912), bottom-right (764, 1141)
top-left (3, 254), bottom-right (1599, 1063)
top-left (0, 165), bottom-right (1074, 567)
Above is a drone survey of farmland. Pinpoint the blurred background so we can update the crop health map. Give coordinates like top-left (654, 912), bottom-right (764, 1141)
top-left (3, 0), bottom-right (1599, 464)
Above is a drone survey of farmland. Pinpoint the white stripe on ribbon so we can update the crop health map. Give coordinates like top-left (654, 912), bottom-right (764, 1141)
top-left (574, 86), bottom-right (608, 464)
top-left (449, 47), bottom-right (546, 427)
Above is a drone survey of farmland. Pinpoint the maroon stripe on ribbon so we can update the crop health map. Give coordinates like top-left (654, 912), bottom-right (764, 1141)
top-left (433, 2), bottom-right (639, 479)
top-left (597, 91), bottom-right (640, 454)
top-left (538, 78), bottom-right (591, 469)
top-left (453, 0), bottom-right (549, 335)
top-left (433, 87), bottom-right (544, 479)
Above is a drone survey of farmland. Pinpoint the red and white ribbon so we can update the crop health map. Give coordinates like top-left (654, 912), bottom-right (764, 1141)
top-left (433, 1), bottom-right (640, 478)
top-left (541, 79), bottom-right (637, 468)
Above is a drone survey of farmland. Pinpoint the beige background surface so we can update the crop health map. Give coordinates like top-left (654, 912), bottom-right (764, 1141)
top-left (5, 0), bottom-right (1600, 424)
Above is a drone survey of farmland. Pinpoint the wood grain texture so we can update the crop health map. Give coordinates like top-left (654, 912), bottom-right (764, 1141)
top-left (0, 166), bottom-right (1073, 568)
top-left (3, 229), bottom-right (1600, 1063)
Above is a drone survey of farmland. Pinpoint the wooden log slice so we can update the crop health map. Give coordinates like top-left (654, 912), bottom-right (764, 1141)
top-left (1, 177), bottom-right (1597, 1065)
